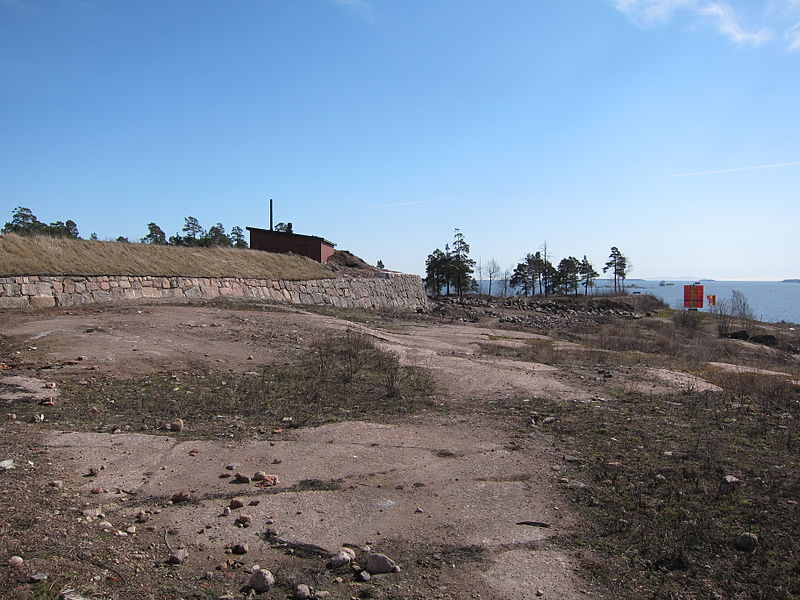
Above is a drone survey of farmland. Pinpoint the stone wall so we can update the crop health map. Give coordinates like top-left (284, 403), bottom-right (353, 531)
top-left (0, 273), bottom-right (429, 311)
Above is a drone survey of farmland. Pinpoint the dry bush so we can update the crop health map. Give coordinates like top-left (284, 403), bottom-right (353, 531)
top-left (672, 309), bottom-right (703, 331)
top-left (0, 233), bottom-right (334, 280)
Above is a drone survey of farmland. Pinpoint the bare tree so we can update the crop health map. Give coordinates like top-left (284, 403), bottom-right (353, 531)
top-left (501, 266), bottom-right (512, 297)
top-left (475, 257), bottom-right (483, 295)
top-left (486, 259), bottom-right (500, 297)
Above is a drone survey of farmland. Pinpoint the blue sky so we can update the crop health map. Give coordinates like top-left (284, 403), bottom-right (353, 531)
top-left (1, 0), bottom-right (798, 280)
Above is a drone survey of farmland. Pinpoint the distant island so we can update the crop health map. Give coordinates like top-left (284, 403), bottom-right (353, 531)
top-left (782, 279), bottom-right (800, 283)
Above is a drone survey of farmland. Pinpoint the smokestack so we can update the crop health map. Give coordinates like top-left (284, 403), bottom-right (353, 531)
top-left (269, 198), bottom-right (273, 231)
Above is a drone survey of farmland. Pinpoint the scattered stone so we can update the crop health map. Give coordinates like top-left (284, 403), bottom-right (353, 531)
top-left (735, 532), bottom-right (758, 552)
top-left (171, 491), bottom-right (191, 503)
top-left (295, 584), bottom-right (312, 599)
top-left (357, 570), bottom-right (371, 582)
top-left (328, 550), bottom-right (353, 568)
top-left (234, 514), bottom-right (252, 528)
top-left (536, 590), bottom-right (545, 597)
top-left (233, 473), bottom-right (251, 484)
top-left (29, 572), bottom-right (48, 583)
top-left (229, 499), bottom-right (245, 509)
top-left (166, 418), bottom-right (184, 432)
top-left (254, 474), bottom-right (279, 487)
top-left (252, 471), bottom-right (267, 481)
top-left (414, 507), bottom-right (424, 513)
top-left (314, 592), bottom-right (329, 599)
top-left (98, 521), bottom-right (114, 530)
top-left (126, 525), bottom-right (136, 534)
top-left (248, 568), bottom-right (275, 592)
top-left (654, 474), bottom-right (667, 482)
top-left (225, 464), bottom-right (239, 471)
top-left (135, 510), bottom-right (148, 523)
top-left (222, 507), bottom-right (232, 516)
top-left (87, 467), bottom-right (100, 477)
top-left (231, 543), bottom-right (249, 555)
top-left (542, 417), bottom-right (555, 424)
top-left (365, 553), bottom-right (397, 574)
top-left (8, 556), bottom-right (23, 568)
top-left (272, 458), bottom-right (282, 464)
top-left (723, 475), bottom-right (741, 486)
top-left (49, 480), bottom-right (64, 488)
top-left (1, 459), bottom-right (16, 470)
top-left (564, 455), bottom-right (581, 464)
top-left (166, 548), bottom-right (189, 564)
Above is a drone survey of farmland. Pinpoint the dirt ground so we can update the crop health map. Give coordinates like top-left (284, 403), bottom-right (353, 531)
top-left (0, 297), bottom-right (730, 600)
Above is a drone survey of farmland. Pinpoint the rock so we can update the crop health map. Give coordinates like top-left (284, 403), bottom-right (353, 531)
top-left (0, 459), bottom-right (15, 470)
top-left (166, 548), bottom-right (189, 564)
top-left (98, 521), bottom-right (114, 530)
top-left (254, 474), bottom-right (279, 486)
top-left (29, 572), bottom-right (48, 583)
top-left (365, 553), bottom-right (397, 574)
top-left (536, 590), bottom-right (544, 597)
top-left (248, 568), bottom-right (275, 592)
top-left (722, 475), bottom-right (741, 487)
top-left (58, 588), bottom-right (93, 600)
top-left (8, 555), bottom-right (23, 568)
top-left (231, 543), bottom-right (249, 555)
top-left (328, 550), bottom-right (352, 568)
top-left (233, 473), bottom-right (251, 484)
top-left (727, 330), bottom-right (749, 340)
top-left (564, 455), bottom-right (581, 463)
top-left (225, 464), bottom-right (239, 471)
top-left (357, 570), bottom-right (371, 582)
top-left (340, 547), bottom-right (356, 560)
top-left (49, 480), bottom-right (64, 488)
top-left (135, 510), bottom-right (148, 523)
top-left (222, 506), bottom-right (231, 516)
top-left (171, 491), bottom-right (191, 503)
top-left (314, 592), bottom-right (329, 599)
top-left (234, 514), bottom-right (252, 528)
top-left (750, 334), bottom-right (778, 347)
top-left (735, 532), bottom-right (758, 552)
top-left (126, 525), bottom-right (136, 534)
top-left (229, 499), bottom-right (245, 509)
top-left (295, 584), bottom-right (312, 599)
top-left (167, 418), bottom-right (184, 432)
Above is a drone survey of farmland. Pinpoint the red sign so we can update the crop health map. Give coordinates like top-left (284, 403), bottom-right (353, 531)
top-left (684, 285), bottom-right (704, 309)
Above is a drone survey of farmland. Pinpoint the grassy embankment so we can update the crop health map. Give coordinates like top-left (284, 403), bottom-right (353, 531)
top-left (0, 233), bottom-right (333, 280)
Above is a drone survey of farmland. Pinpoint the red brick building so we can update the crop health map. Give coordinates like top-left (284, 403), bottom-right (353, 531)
top-left (246, 227), bottom-right (336, 263)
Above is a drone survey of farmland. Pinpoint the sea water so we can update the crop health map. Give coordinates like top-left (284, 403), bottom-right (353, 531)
top-left (622, 280), bottom-right (800, 324)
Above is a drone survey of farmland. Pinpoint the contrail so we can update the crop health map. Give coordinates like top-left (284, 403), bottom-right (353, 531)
top-left (366, 198), bottom-right (446, 209)
top-left (656, 160), bottom-right (800, 179)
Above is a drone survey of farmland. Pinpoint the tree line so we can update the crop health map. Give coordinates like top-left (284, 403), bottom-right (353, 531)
top-left (425, 229), bottom-right (629, 298)
top-left (2, 207), bottom-right (248, 249)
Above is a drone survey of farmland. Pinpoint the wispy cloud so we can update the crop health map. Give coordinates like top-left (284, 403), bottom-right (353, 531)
top-left (366, 198), bottom-right (447, 209)
top-left (611, 0), bottom-right (799, 49)
top-left (654, 160), bottom-right (800, 179)
top-left (698, 2), bottom-right (771, 44)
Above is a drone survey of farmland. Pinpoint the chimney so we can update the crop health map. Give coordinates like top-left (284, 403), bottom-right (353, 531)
top-left (269, 198), bottom-right (273, 231)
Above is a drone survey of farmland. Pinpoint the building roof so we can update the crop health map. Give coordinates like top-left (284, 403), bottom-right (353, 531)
top-left (246, 227), bottom-right (336, 248)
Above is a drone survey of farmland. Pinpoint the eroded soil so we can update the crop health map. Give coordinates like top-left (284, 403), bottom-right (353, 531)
top-left (0, 297), bottom-right (766, 600)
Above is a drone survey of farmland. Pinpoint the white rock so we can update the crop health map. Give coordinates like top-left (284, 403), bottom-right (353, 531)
top-left (8, 555), bottom-right (23, 568)
top-left (328, 550), bottom-right (352, 568)
top-left (249, 568), bottom-right (275, 592)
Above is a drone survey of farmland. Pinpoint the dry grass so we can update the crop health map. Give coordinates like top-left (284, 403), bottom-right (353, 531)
top-left (0, 234), bottom-right (334, 280)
